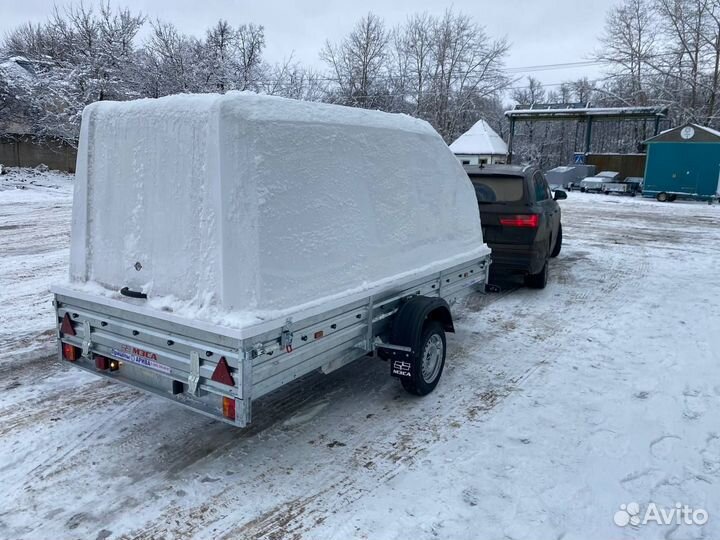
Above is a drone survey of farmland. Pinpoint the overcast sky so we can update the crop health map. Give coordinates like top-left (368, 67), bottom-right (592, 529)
top-left (0, 0), bottom-right (615, 91)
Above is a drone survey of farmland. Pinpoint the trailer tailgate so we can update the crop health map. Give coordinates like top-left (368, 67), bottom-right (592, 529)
top-left (53, 290), bottom-right (248, 426)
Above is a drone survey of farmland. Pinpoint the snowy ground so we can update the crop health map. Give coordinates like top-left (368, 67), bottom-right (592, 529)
top-left (1, 170), bottom-right (719, 539)
top-left (0, 167), bottom-right (72, 361)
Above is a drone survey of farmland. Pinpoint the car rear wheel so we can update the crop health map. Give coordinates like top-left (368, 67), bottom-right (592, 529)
top-left (525, 261), bottom-right (548, 289)
top-left (550, 224), bottom-right (562, 258)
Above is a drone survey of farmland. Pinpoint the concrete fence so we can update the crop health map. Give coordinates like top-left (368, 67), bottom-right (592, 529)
top-left (0, 137), bottom-right (78, 172)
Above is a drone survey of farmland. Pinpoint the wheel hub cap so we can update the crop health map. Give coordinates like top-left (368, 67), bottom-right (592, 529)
top-left (421, 334), bottom-right (443, 383)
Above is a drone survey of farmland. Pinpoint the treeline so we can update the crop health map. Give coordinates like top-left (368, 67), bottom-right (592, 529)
top-left (5, 1), bottom-right (717, 168)
top-left (511, 0), bottom-right (720, 168)
top-left (0, 4), bottom-right (509, 146)
top-left (598, 0), bottom-right (720, 124)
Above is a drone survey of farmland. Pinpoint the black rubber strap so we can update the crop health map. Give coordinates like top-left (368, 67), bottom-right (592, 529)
top-left (120, 287), bottom-right (147, 299)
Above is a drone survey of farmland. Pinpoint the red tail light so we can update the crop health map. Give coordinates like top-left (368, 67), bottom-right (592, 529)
top-left (62, 343), bottom-right (79, 361)
top-left (499, 214), bottom-right (539, 228)
top-left (95, 356), bottom-right (109, 370)
top-left (222, 397), bottom-right (236, 421)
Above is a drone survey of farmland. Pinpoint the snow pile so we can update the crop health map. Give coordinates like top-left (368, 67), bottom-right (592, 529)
top-left (69, 92), bottom-right (485, 318)
top-left (449, 119), bottom-right (508, 156)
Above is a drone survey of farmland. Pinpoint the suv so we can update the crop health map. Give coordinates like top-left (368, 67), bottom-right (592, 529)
top-left (464, 165), bottom-right (567, 289)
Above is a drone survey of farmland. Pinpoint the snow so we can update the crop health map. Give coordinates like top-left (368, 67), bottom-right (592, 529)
top-left (0, 56), bottom-right (35, 82)
top-left (693, 123), bottom-right (720, 137)
top-left (3, 175), bottom-right (720, 539)
top-left (0, 167), bottom-right (73, 360)
top-left (646, 123), bottom-right (720, 142)
top-left (449, 119), bottom-right (508, 156)
top-left (506, 105), bottom-right (667, 116)
top-left (69, 92), bottom-right (485, 324)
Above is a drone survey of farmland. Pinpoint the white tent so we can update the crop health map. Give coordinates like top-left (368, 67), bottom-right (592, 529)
top-left (449, 120), bottom-right (508, 165)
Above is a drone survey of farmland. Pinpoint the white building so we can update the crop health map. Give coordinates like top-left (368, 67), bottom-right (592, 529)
top-left (449, 119), bottom-right (508, 165)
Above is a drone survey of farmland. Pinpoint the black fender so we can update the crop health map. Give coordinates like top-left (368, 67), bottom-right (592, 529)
top-left (391, 296), bottom-right (454, 352)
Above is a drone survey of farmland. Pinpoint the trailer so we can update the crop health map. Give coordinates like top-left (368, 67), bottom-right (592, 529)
top-left (603, 181), bottom-right (640, 196)
top-left (643, 123), bottom-right (720, 202)
top-left (579, 176), bottom-right (612, 193)
top-left (545, 164), bottom-right (596, 190)
top-left (52, 92), bottom-right (491, 427)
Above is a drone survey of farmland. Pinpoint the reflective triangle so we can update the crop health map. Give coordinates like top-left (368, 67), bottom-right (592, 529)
top-left (60, 313), bottom-right (75, 336)
top-left (211, 356), bottom-right (235, 386)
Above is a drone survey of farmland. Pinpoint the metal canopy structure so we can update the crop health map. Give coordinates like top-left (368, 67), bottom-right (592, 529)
top-left (504, 103), bottom-right (670, 164)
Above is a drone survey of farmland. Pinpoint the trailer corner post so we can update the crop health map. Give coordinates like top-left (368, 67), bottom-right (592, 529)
top-left (241, 344), bottom-right (252, 427)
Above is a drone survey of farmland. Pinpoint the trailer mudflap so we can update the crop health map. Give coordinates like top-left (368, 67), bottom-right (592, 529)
top-left (377, 344), bottom-right (414, 379)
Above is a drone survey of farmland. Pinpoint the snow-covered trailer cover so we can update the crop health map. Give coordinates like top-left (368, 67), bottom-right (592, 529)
top-left (67, 92), bottom-right (487, 326)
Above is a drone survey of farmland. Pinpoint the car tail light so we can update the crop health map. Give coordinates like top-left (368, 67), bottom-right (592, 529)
top-left (499, 214), bottom-right (539, 228)
top-left (62, 343), bottom-right (79, 361)
top-left (222, 397), bottom-right (236, 421)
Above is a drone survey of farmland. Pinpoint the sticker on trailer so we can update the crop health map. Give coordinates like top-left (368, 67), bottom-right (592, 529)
top-left (111, 346), bottom-right (171, 374)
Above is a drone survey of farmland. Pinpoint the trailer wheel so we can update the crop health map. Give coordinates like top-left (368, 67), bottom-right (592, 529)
top-left (657, 192), bottom-right (668, 202)
top-left (401, 320), bottom-right (446, 396)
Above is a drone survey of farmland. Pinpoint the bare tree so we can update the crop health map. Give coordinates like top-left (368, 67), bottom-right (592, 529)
top-left (236, 23), bottom-right (265, 90)
top-left (204, 20), bottom-right (235, 92)
top-left (261, 57), bottom-right (327, 101)
top-left (653, 0), bottom-right (712, 116)
top-left (393, 13), bottom-right (434, 116)
top-left (704, 0), bottom-right (720, 122)
top-left (144, 19), bottom-right (202, 96)
top-left (596, 0), bottom-right (658, 105)
top-left (321, 13), bottom-right (389, 108)
top-left (427, 9), bottom-right (509, 140)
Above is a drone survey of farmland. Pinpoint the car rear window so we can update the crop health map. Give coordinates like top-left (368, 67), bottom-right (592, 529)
top-left (469, 176), bottom-right (525, 203)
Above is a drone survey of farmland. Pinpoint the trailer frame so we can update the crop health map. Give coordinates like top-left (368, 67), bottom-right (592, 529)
top-left (52, 251), bottom-right (490, 427)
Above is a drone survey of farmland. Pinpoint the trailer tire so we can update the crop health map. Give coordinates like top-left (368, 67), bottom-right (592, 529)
top-left (550, 223), bottom-right (562, 258)
top-left (401, 320), bottom-right (446, 396)
top-left (657, 192), bottom-right (668, 202)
